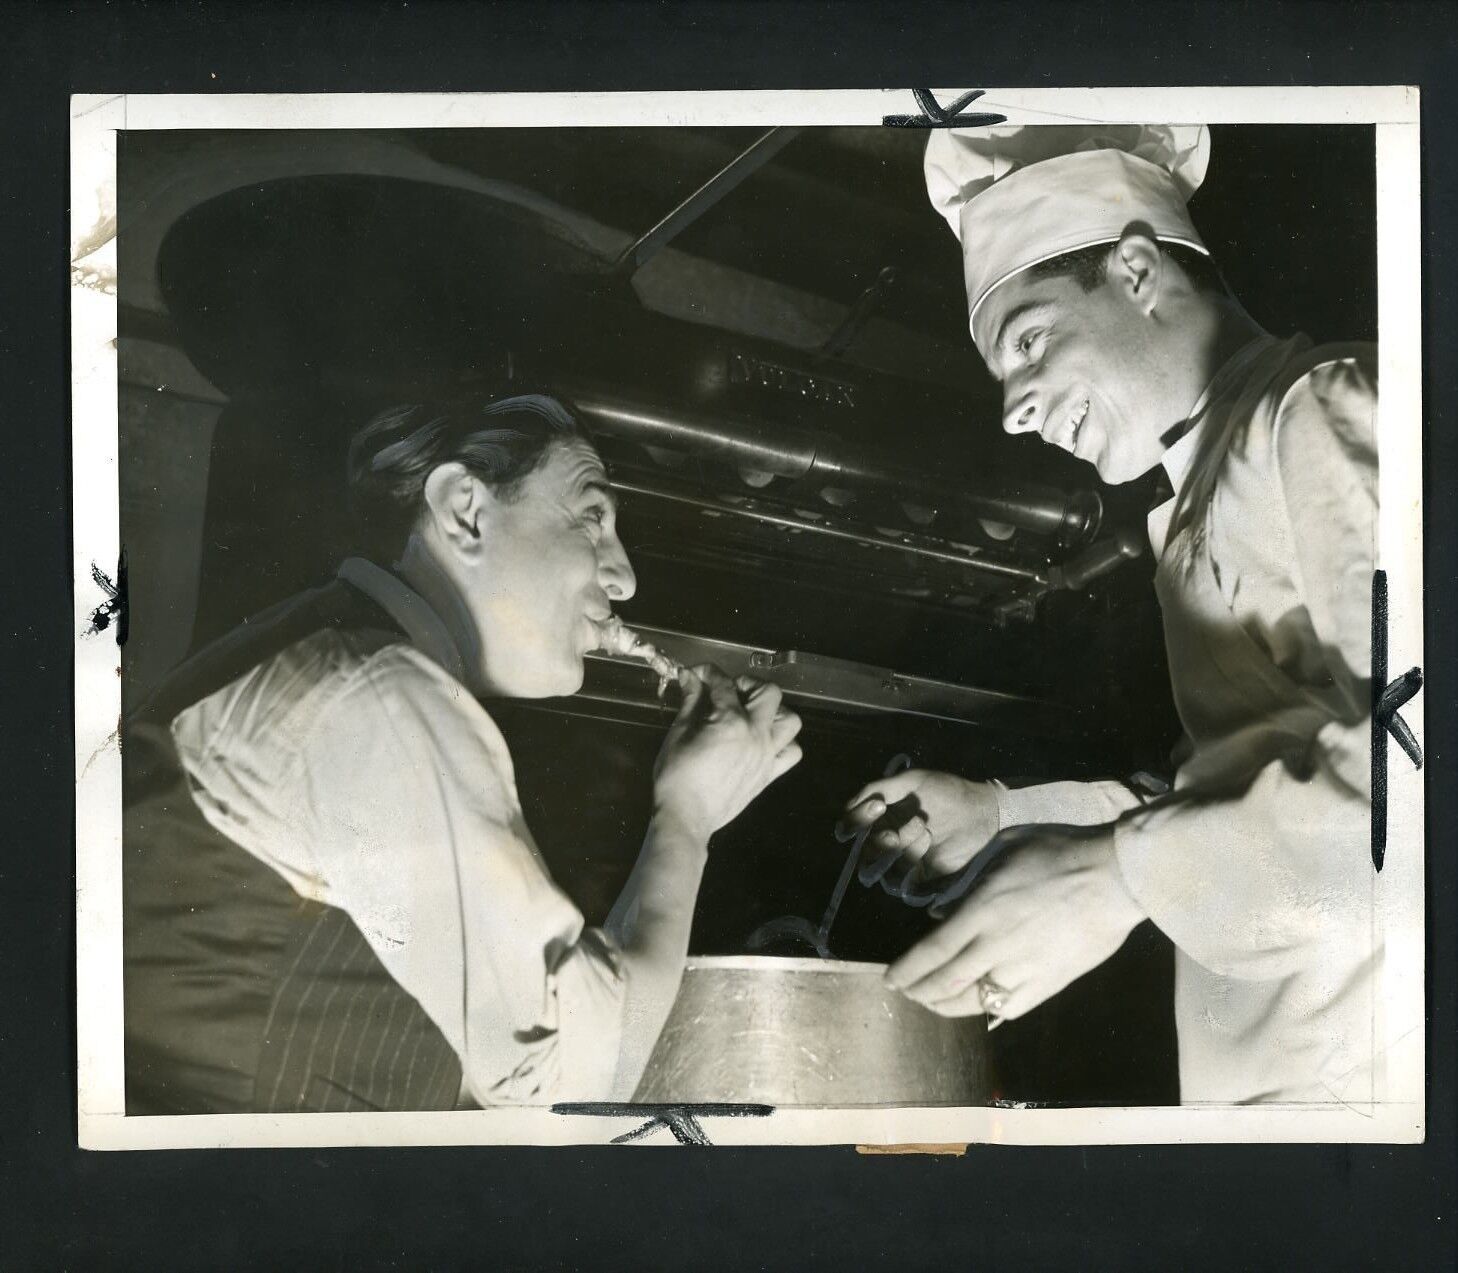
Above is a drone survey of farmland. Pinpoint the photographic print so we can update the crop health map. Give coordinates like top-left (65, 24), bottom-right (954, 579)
top-left (71, 87), bottom-right (1424, 1148)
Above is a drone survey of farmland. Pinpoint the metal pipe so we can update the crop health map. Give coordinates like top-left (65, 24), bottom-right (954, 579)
top-left (1047, 526), bottom-right (1145, 590)
top-left (991, 526), bottom-right (1146, 622)
top-left (575, 389), bottom-right (818, 477)
top-left (568, 384), bottom-right (1100, 542)
top-left (613, 127), bottom-right (805, 276)
top-left (609, 478), bottom-right (1047, 583)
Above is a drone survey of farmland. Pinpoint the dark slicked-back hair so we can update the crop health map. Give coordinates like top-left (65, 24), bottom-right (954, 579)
top-left (347, 392), bottom-right (586, 561)
top-left (1028, 238), bottom-right (1227, 297)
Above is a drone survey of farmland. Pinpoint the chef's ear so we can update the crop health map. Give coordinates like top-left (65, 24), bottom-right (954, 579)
top-left (422, 461), bottom-right (486, 551)
top-left (1109, 226), bottom-right (1163, 316)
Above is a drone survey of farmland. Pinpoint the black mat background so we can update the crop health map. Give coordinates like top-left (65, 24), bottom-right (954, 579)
top-left (1, 3), bottom-right (1453, 1268)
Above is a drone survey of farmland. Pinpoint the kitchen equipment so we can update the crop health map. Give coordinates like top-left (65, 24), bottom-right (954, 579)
top-left (136, 126), bottom-right (1183, 1106)
top-left (632, 955), bottom-right (991, 1106)
top-left (745, 753), bottom-right (913, 957)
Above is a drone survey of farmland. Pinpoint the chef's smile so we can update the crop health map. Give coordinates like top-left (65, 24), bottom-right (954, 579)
top-left (1059, 397), bottom-right (1090, 455)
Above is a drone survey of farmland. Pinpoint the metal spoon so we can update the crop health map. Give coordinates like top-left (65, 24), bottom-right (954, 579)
top-left (745, 753), bottom-right (913, 958)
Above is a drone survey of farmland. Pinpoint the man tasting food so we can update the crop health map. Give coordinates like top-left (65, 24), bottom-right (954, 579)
top-left (842, 125), bottom-right (1378, 1105)
top-left (124, 392), bottom-right (802, 1113)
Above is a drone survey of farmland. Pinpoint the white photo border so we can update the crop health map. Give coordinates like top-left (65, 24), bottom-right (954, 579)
top-left (72, 86), bottom-right (1425, 1150)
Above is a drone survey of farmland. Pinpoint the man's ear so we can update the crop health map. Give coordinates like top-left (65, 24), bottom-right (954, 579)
top-left (1108, 230), bottom-right (1163, 316)
top-left (421, 461), bottom-right (486, 551)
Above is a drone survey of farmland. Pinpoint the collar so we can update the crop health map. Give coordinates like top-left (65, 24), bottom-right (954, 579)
top-left (1156, 332), bottom-right (1281, 502)
top-left (336, 557), bottom-right (468, 684)
top-left (1158, 416), bottom-right (1207, 501)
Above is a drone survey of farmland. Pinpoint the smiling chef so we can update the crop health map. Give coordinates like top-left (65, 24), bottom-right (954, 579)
top-left (840, 124), bottom-right (1380, 1105)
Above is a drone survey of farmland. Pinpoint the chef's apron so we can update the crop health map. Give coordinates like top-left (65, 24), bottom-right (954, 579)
top-left (1149, 337), bottom-right (1377, 1104)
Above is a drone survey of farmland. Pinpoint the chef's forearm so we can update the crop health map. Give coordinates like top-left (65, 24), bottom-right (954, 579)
top-left (603, 807), bottom-right (712, 1097)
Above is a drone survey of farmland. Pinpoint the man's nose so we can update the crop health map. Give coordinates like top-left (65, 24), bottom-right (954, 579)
top-left (997, 367), bottom-right (1043, 443)
top-left (1002, 382), bottom-right (1042, 436)
top-left (599, 534), bottom-right (638, 602)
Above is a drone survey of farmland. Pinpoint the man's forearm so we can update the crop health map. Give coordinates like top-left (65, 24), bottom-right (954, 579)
top-left (603, 806), bottom-right (712, 1098)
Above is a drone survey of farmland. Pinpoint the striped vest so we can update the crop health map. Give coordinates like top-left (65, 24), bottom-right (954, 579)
top-left (123, 580), bottom-right (463, 1114)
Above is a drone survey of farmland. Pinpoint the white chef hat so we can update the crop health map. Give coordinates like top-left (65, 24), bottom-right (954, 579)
top-left (925, 124), bottom-right (1212, 349)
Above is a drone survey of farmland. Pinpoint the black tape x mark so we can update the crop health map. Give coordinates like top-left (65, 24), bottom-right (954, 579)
top-left (883, 89), bottom-right (1007, 129)
top-left (1372, 569), bottom-right (1423, 871)
top-left (551, 1102), bottom-right (775, 1146)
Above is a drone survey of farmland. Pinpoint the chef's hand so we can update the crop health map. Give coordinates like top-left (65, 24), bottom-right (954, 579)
top-left (652, 664), bottom-right (803, 840)
top-left (884, 825), bottom-right (1145, 1022)
top-left (838, 768), bottom-right (1000, 891)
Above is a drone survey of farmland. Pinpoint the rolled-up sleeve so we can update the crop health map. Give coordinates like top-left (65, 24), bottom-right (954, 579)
top-left (1112, 355), bottom-right (1377, 981)
top-left (297, 647), bottom-right (628, 1106)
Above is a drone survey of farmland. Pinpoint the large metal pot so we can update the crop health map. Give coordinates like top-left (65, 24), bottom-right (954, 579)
top-left (632, 956), bottom-right (991, 1107)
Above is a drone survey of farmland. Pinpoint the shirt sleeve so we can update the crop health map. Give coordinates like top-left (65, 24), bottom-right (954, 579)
top-left (296, 646), bottom-right (629, 1106)
top-left (1112, 355), bottom-right (1378, 981)
top-left (992, 777), bottom-right (1145, 831)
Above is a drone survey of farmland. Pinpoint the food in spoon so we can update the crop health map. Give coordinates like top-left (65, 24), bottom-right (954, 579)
top-left (593, 616), bottom-right (686, 696)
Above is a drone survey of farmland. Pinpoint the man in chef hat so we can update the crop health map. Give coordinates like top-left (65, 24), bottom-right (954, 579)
top-left (841, 124), bottom-right (1379, 1105)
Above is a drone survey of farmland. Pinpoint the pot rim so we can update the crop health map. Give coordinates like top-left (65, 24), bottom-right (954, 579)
top-left (683, 955), bottom-right (889, 975)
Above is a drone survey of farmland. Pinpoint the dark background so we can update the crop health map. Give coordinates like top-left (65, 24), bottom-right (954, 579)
top-left (117, 118), bottom-right (1376, 1112)
top-left (3, 1), bottom-right (1455, 1269)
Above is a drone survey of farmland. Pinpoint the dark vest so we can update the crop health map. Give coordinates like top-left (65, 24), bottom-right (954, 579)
top-left (123, 580), bottom-right (464, 1114)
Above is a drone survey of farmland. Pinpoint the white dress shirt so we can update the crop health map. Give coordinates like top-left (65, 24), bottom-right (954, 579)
top-left (170, 558), bottom-right (628, 1106)
top-left (993, 335), bottom-right (1379, 1105)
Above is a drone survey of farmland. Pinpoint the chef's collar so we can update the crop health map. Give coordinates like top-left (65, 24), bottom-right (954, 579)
top-left (336, 556), bottom-right (468, 684)
top-left (1157, 418), bottom-right (1205, 502)
top-left (1156, 332), bottom-right (1282, 500)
